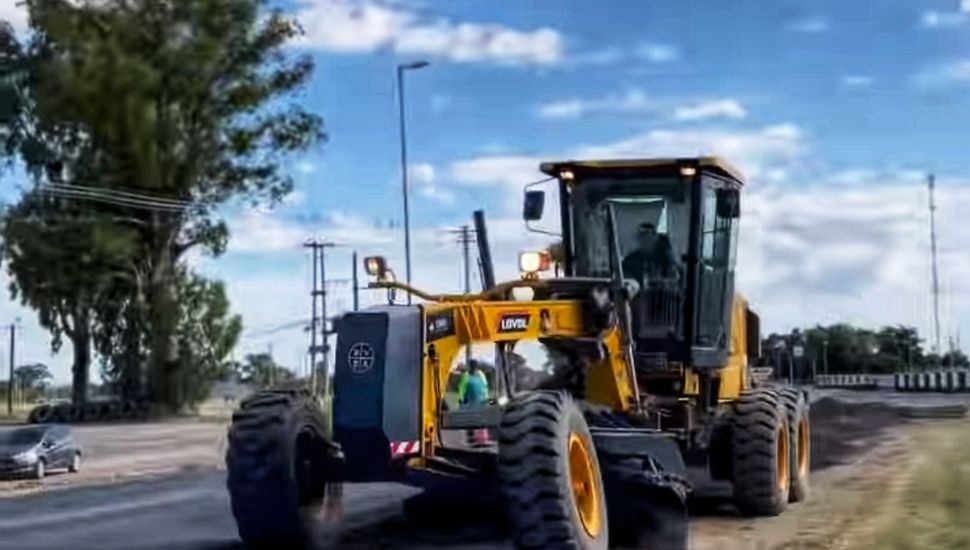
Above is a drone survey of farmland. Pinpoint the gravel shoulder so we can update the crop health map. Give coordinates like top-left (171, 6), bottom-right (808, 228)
top-left (0, 420), bottom-right (228, 497)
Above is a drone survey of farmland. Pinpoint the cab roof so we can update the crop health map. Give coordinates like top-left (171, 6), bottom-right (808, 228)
top-left (539, 156), bottom-right (745, 184)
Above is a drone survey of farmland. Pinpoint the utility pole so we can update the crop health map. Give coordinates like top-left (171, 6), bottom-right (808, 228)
top-left (7, 323), bottom-right (15, 415)
top-left (447, 225), bottom-right (476, 366)
top-left (319, 242), bottom-right (330, 397)
top-left (928, 173), bottom-right (942, 360)
top-left (352, 250), bottom-right (360, 312)
top-left (305, 241), bottom-right (321, 393)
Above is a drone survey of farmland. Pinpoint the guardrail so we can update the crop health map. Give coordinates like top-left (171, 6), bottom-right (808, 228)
top-left (894, 370), bottom-right (970, 393)
top-left (815, 374), bottom-right (879, 389)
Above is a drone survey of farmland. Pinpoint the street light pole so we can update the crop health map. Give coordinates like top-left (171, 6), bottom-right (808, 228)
top-left (397, 60), bottom-right (429, 305)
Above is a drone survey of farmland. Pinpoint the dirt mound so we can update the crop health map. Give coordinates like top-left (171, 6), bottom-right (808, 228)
top-left (810, 397), bottom-right (905, 471)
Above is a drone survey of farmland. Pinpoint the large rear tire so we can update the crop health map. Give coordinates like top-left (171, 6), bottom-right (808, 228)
top-left (777, 387), bottom-right (810, 502)
top-left (498, 391), bottom-right (609, 550)
top-left (731, 388), bottom-right (790, 516)
top-left (226, 389), bottom-right (334, 549)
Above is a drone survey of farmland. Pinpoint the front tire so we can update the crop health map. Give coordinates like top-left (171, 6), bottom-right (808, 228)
top-left (731, 388), bottom-right (790, 516)
top-left (226, 389), bottom-right (334, 549)
top-left (33, 459), bottom-right (45, 480)
top-left (498, 391), bottom-right (608, 550)
top-left (68, 452), bottom-right (81, 473)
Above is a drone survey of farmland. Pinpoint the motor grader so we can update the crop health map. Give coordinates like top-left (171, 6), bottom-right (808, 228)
top-left (225, 157), bottom-right (811, 549)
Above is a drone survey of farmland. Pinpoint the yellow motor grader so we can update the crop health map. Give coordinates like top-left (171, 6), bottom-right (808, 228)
top-left (225, 157), bottom-right (811, 549)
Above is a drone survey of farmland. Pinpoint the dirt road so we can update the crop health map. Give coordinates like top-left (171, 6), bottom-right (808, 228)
top-left (334, 394), bottom-right (970, 549)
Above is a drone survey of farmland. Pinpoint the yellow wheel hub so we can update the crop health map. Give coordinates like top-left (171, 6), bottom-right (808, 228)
top-left (797, 418), bottom-right (810, 478)
top-left (777, 420), bottom-right (790, 494)
top-left (568, 432), bottom-right (603, 538)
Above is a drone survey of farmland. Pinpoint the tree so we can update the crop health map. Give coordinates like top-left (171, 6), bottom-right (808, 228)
top-left (236, 353), bottom-right (294, 388)
top-left (171, 272), bottom-right (243, 405)
top-left (4, 0), bottom-right (323, 410)
top-left (942, 349), bottom-right (970, 369)
top-left (2, 192), bottom-right (142, 405)
top-left (875, 326), bottom-right (923, 370)
top-left (13, 363), bottom-right (52, 392)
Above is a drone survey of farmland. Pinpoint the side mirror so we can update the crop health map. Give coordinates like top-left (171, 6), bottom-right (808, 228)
top-left (716, 188), bottom-right (740, 219)
top-left (523, 190), bottom-right (545, 221)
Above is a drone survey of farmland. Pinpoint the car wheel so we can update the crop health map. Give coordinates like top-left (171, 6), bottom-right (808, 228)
top-left (69, 452), bottom-right (81, 473)
top-left (33, 459), bottom-right (46, 480)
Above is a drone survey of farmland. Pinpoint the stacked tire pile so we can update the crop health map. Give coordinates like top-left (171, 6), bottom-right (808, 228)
top-left (895, 370), bottom-right (970, 393)
top-left (27, 400), bottom-right (152, 424)
top-left (815, 374), bottom-right (878, 390)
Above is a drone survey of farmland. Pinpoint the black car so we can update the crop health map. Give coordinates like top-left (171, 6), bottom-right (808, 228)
top-left (0, 425), bottom-right (82, 479)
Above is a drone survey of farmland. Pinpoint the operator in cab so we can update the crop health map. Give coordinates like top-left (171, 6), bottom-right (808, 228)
top-left (622, 222), bottom-right (680, 287)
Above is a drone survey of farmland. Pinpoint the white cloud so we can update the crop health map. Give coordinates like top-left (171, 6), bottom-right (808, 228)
top-left (228, 208), bottom-right (310, 253)
top-left (576, 124), bottom-right (804, 182)
top-left (538, 91), bottom-right (747, 123)
top-left (673, 99), bottom-right (748, 122)
top-left (283, 190), bottom-right (307, 206)
top-left (0, 1), bottom-right (27, 33)
top-left (841, 75), bottom-right (875, 88)
top-left (914, 59), bottom-right (970, 87)
top-left (921, 10), bottom-right (967, 28)
top-left (788, 16), bottom-right (830, 33)
top-left (635, 42), bottom-right (680, 63)
top-left (294, 0), bottom-right (564, 65)
top-left (408, 162), bottom-right (454, 205)
top-left (537, 89), bottom-right (654, 119)
top-left (295, 161), bottom-right (317, 175)
top-left (408, 162), bottom-right (435, 186)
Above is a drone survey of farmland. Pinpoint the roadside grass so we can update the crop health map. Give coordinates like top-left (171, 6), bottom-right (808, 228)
top-left (0, 405), bottom-right (31, 425)
top-left (871, 420), bottom-right (970, 550)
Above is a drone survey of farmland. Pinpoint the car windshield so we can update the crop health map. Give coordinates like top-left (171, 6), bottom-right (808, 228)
top-left (0, 427), bottom-right (46, 445)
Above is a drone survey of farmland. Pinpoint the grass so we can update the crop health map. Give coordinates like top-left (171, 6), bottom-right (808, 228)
top-left (0, 404), bottom-right (31, 425)
top-left (871, 420), bottom-right (970, 550)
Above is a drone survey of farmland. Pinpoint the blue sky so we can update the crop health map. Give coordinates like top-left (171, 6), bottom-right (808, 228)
top-left (2, 0), bottom-right (970, 381)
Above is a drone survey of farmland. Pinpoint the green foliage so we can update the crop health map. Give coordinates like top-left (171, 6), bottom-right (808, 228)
top-left (235, 352), bottom-right (294, 388)
top-left (766, 323), bottom-right (969, 375)
top-left (172, 271), bottom-right (243, 405)
top-left (14, 363), bottom-right (53, 391)
top-left (1, 0), bottom-right (323, 410)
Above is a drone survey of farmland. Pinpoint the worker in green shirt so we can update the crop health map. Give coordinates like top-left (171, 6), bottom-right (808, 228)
top-left (457, 361), bottom-right (490, 445)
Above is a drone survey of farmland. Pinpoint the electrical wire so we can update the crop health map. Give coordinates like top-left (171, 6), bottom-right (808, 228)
top-left (40, 186), bottom-right (190, 212)
top-left (44, 183), bottom-right (191, 208)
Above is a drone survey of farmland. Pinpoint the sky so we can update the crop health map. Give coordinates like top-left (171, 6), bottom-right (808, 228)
top-left (2, 0), bottom-right (970, 383)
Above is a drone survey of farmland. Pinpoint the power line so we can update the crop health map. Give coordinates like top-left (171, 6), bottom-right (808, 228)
top-left (39, 184), bottom-right (192, 212)
top-left (45, 183), bottom-right (191, 207)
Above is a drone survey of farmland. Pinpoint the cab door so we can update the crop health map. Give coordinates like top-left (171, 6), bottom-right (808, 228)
top-left (692, 177), bottom-right (739, 364)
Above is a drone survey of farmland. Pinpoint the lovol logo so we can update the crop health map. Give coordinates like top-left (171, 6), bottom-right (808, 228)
top-left (498, 312), bottom-right (531, 333)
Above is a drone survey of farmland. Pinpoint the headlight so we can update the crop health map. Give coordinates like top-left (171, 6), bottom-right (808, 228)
top-left (518, 251), bottom-right (550, 274)
top-left (13, 450), bottom-right (37, 463)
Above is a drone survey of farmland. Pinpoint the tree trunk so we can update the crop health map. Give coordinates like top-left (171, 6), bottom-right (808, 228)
top-left (70, 325), bottom-right (91, 407)
top-left (148, 223), bottom-right (181, 412)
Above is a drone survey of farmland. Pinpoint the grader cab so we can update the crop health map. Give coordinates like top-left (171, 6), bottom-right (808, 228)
top-left (225, 157), bottom-right (811, 550)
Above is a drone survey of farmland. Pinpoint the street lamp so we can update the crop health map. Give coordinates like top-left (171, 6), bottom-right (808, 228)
top-left (397, 60), bottom-right (430, 304)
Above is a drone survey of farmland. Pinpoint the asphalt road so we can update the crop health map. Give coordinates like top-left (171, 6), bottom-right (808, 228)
top-left (2, 389), bottom-right (967, 550)
top-left (0, 471), bottom-right (418, 550)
